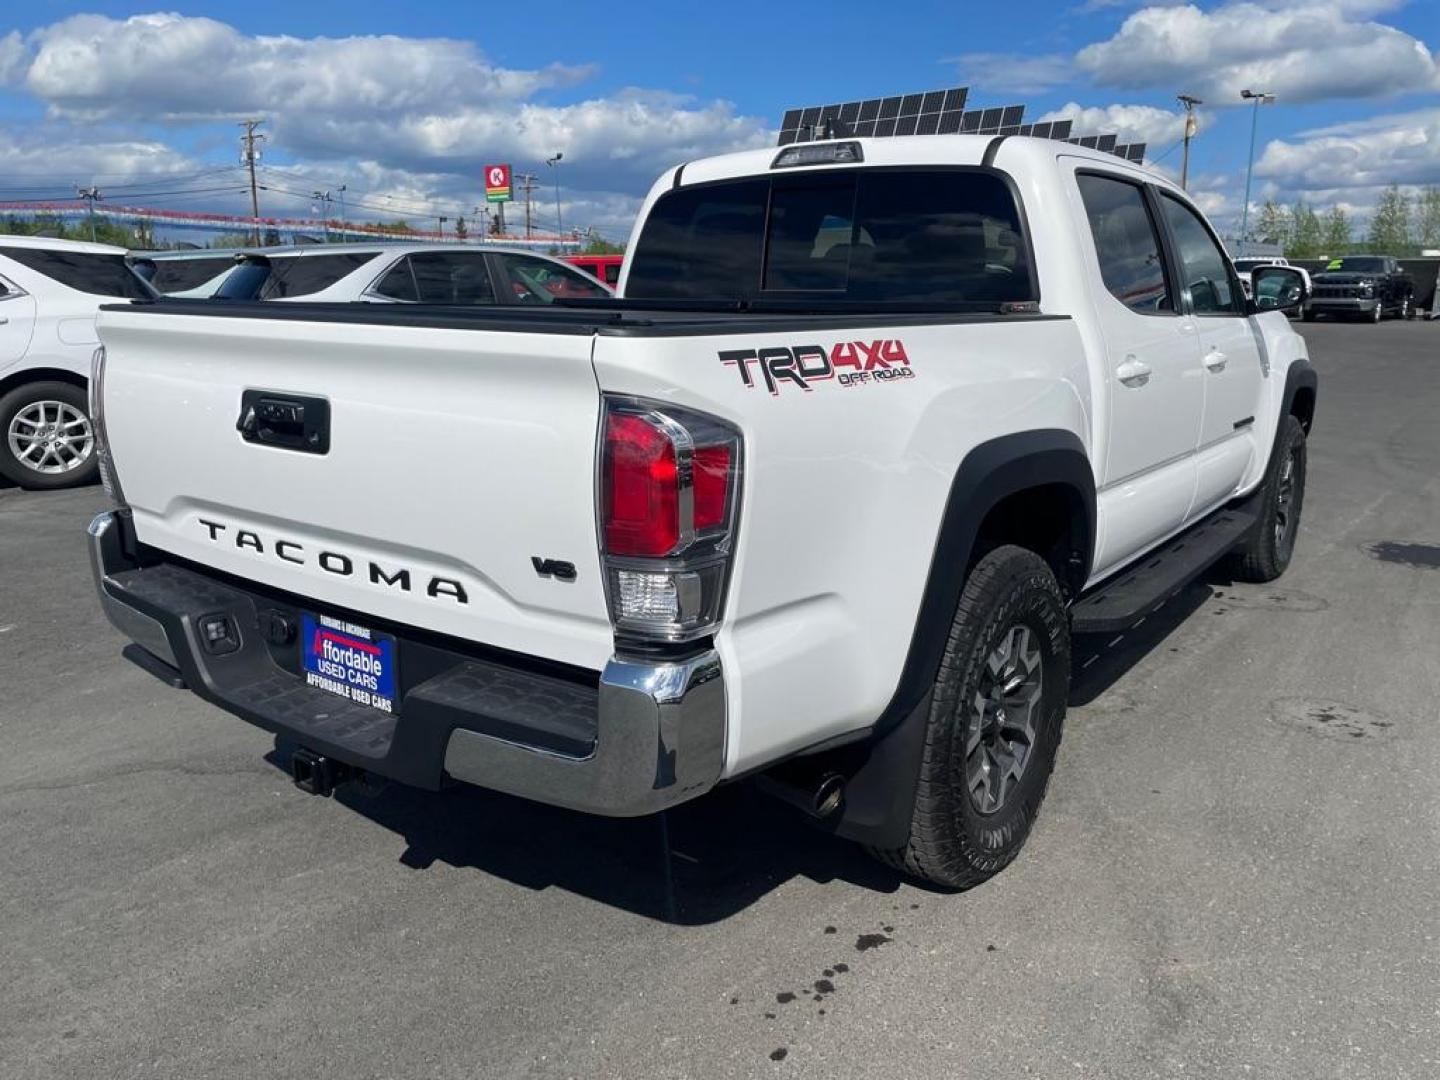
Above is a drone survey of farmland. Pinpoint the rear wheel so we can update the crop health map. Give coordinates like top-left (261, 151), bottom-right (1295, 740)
top-left (1228, 414), bottom-right (1306, 583)
top-left (0, 381), bottom-right (98, 490)
top-left (870, 546), bottom-right (1070, 890)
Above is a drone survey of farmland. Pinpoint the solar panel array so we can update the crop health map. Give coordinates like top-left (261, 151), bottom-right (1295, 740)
top-left (778, 85), bottom-right (1146, 165)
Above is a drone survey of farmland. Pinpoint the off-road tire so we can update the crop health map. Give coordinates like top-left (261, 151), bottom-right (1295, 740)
top-left (1369, 301), bottom-right (1383, 323)
top-left (1301, 308), bottom-right (1317, 323)
top-left (870, 546), bottom-right (1070, 890)
top-left (1228, 414), bottom-right (1307, 583)
top-left (0, 381), bottom-right (99, 490)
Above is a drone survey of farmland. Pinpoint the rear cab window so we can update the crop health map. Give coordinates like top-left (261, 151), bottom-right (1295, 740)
top-left (625, 168), bottom-right (1035, 308)
top-left (0, 247), bottom-right (153, 299)
top-left (1075, 173), bottom-right (1173, 316)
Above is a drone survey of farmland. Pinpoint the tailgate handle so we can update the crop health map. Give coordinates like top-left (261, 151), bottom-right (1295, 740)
top-left (237, 390), bottom-right (330, 455)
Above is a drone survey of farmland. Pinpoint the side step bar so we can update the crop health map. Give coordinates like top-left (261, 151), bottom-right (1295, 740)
top-left (1071, 509), bottom-right (1257, 634)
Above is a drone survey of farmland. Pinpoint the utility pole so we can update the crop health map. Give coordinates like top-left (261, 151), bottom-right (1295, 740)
top-left (546, 153), bottom-right (564, 241)
top-left (1177, 94), bottom-right (1202, 191)
top-left (1238, 89), bottom-right (1275, 256)
top-left (76, 186), bottom-right (102, 242)
top-left (336, 184), bottom-right (347, 240)
top-left (516, 173), bottom-right (540, 241)
top-left (312, 190), bottom-right (333, 242)
top-left (238, 119), bottom-right (265, 245)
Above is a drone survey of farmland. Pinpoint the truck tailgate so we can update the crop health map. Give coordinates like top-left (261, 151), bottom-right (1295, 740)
top-left (96, 308), bottom-right (612, 671)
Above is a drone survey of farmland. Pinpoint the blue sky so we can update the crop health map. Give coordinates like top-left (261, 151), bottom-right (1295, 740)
top-left (1, 1), bottom-right (1437, 241)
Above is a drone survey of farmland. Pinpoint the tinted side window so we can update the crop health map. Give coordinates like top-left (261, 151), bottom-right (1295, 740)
top-left (372, 258), bottom-right (419, 301)
top-left (1076, 174), bottom-right (1172, 315)
top-left (149, 256), bottom-right (236, 294)
top-left (263, 253), bottom-right (375, 298)
top-left (409, 252), bottom-right (495, 305)
top-left (0, 248), bottom-right (152, 299)
top-left (494, 253), bottom-right (611, 303)
top-left (1158, 195), bottom-right (1241, 315)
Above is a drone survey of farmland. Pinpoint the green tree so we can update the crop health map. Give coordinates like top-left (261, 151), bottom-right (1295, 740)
top-left (1254, 199), bottom-right (1290, 248)
top-left (454, 215), bottom-right (468, 240)
top-left (581, 232), bottom-right (625, 255)
top-left (1288, 200), bottom-right (1323, 258)
top-left (1417, 187), bottom-right (1440, 250)
top-left (1320, 207), bottom-right (1352, 255)
top-left (1366, 185), bottom-right (1412, 254)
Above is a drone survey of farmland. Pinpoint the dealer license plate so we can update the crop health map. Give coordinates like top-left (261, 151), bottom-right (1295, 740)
top-left (301, 612), bottom-right (399, 714)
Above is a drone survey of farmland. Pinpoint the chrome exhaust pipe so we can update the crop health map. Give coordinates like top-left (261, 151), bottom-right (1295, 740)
top-left (757, 768), bottom-right (846, 819)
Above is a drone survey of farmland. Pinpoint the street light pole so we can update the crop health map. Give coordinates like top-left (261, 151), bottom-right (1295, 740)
top-left (546, 152), bottom-right (564, 242)
top-left (1177, 94), bottom-right (1202, 191)
top-left (337, 184), bottom-right (347, 240)
top-left (1239, 88), bottom-right (1275, 256)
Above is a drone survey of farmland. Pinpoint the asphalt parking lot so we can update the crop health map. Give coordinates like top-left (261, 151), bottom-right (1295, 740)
top-left (3, 319), bottom-right (1438, 1080)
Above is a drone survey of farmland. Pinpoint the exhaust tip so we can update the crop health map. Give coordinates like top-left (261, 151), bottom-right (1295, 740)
top-left (813, 773), bottom-right (846, 817)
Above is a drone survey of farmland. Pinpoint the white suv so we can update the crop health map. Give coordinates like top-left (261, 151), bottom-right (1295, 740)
top-left (0, 236), bottom-right (154, 489)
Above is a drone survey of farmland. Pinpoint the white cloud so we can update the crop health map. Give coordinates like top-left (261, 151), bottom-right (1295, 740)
top-left (20, 14), bottom-right (585, 121)
top-left (948, 53), bottom-right (1074, 94)
top-left (1076, 2), bottom-right (1439, 103)
top-left (5, 13), bottom-right (772, 202)
top-left (1255, 106), bottom-right (1440, 191)
top-left (0, 30), bottom-right (25, 84)
top-left (1037, 101), bottom-right (1213, 151)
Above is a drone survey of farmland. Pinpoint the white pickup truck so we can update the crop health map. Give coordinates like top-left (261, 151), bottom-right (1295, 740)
top-left (88, 134), bottom-right (1317, 888)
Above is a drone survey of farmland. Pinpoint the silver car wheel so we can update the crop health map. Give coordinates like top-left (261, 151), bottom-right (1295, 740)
top-left (6, 400), bottom-right (95, 475)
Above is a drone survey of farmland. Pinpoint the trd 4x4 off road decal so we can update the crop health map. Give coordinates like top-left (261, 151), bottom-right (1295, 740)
top-left (720, 340), bottom-right (914, 395)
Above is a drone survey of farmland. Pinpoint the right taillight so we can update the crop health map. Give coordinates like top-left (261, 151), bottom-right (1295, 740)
top-left (89, 345), bottom-right (126, 506)
top-left (599, 398), bottom-right (742, 643)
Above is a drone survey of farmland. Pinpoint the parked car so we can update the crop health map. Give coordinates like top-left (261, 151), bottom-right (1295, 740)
top-left (1306, 255), bottom-right (1415, 322)
top-left (565, 253), bottom-right (623, 287)
top-left (129, 249), bottom-right (246, 296)
top-left (89, 134), bottom-right (1316, 889)
top-left (163, 243), bottom-right (613, 304)
top-left (0, 236), bottom-right (155, 489)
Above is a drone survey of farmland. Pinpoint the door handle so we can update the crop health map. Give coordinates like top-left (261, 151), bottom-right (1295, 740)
top-left (1116, 357), bottom-right (1152, 387)
top-left (1203, 350), bottom-right (1227, 372)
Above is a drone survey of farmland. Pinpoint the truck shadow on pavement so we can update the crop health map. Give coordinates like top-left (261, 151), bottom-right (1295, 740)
top-left (265, 750), bottom-right (906, 925)
top-left (260, 575), bottom-right (1225, 925)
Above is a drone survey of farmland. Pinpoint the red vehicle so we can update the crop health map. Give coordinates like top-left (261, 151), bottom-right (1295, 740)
top-left (565, 254), bottom-right (623, 287)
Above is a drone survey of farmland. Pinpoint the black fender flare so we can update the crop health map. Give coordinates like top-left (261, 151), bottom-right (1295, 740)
top-left (824, 428), bottom-right (1095, 848)
top-left (1282, 358), bottom-right (1318, 432)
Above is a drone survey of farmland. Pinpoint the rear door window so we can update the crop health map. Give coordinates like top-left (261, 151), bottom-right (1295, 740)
top-left (0, 248), bottom-right (152, 299)
top-left (625, 169), bottom-right (1033, 307)
top-left (1075, 173), bottom-right (1173, 315)
top-left (371, 258), bottom-right (419, 301)
top-left (408, 252), bottom-right (495, 305)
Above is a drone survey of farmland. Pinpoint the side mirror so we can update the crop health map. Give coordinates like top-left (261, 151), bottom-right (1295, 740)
top-left (1250, 265), bottom-right (1307, 314)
